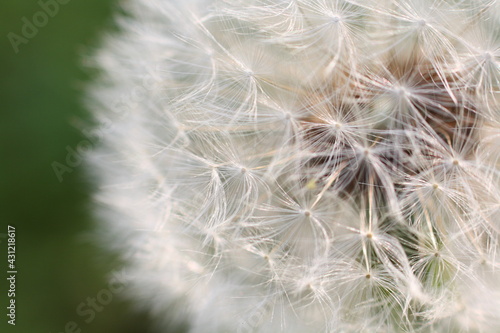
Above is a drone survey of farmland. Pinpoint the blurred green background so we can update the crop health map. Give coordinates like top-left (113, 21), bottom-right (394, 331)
top-left (0, 1), bottom-right (167, 332)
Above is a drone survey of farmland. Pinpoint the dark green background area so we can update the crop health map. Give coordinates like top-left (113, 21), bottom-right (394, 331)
top-left (0, 1), bottom-right (175, 332)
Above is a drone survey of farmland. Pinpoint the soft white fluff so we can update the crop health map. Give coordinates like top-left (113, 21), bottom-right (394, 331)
top-left (88, 0), bottom-right (500, 332)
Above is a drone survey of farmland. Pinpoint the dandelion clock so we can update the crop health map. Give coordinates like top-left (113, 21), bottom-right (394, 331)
top-left (87, 0), bottom-right (500, 332)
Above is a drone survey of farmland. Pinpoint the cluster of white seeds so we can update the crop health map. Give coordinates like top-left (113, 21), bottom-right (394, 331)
top-left (88, 0), bottom-right (500, 331)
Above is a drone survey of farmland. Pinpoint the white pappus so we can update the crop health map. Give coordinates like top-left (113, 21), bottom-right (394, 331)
top-left (87, 0), bottom-right (500, 332)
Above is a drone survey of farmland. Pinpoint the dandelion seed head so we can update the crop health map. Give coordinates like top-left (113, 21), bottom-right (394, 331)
top-left (88, 0), bottom-right (500, 331)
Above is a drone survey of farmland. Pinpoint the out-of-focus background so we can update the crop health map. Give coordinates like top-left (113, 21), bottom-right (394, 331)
top-left (0, 1), bottom-right (170, 332)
